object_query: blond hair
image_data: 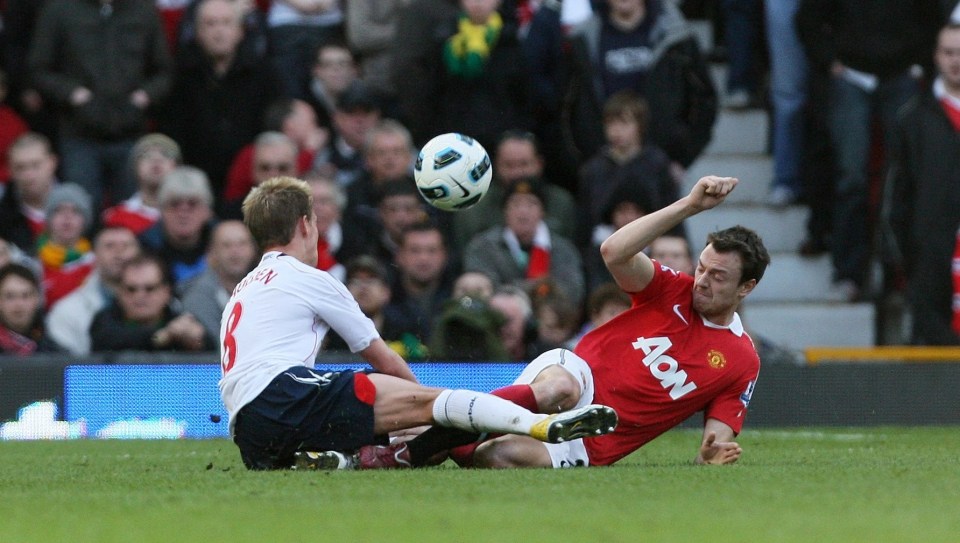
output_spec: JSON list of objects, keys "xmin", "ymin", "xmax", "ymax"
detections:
[{"xmin": 242, "ymin": 176, "xmax": 312, "ymax": 250}]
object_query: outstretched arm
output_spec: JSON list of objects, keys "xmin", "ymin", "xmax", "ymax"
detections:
[
  {"xmin": 695, "ymin": 418, "xmax": 742, "ymax": 465},
  {"xmin": 600, "ymin": 175, "xmax": 739, "ymax": 293}
]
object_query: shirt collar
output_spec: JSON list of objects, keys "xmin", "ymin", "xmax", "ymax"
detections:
[{"xmin": 701, "ymin": 311, "xmax": 744, "ymax": 337}]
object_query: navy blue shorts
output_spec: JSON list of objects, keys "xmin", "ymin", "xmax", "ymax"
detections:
[{"xmin": 233, "ymin": 366, "xmax": 384, "ymax": 470}]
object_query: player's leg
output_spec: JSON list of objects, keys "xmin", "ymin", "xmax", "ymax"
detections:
[
  {"xmin": 366, "ymin": 372, "xmax": 612, "ymax": 441},
  {"xmin": 472, "ymin": 434, "xmax": 591, "ymax": 468},
  {"xmin": 447, "ymin": 349, "xmax": 593, "ymax": 466},
  {"xmin": 514, "ymin": 348, "xmax": 593, "ymax": 413},
  {"xmin": 472, "ymin": 435, "xmax": 553, "ymax": 468},
  {"xmin": 377, "ymin": 349, "xmax": 587, "ymax": 467}
]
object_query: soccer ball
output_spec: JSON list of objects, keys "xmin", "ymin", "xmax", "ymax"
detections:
[{"xmin": 414, "ymin": 133, "xmax": 493, "ymax": 211}]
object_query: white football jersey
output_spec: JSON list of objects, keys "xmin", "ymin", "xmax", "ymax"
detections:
[{"xmin": 218, "ymin": 251, "xmax": 379, "ymax": 431}]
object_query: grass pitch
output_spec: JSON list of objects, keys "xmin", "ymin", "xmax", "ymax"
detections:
[{"xmin": 1, "ymin": 426, "xmax": 958, "ymax": 543}]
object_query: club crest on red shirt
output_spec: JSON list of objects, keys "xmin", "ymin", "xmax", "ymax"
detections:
[{"xmin": 708, "ymin": 350, "xmax": 726, "ymax": 369}]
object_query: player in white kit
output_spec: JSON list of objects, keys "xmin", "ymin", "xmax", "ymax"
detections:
[{"xmin": 218, "ymin": 176, "xmax": 617, "ymax": 469}]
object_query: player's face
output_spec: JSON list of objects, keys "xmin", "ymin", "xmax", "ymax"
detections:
[
  {"xmin": 935, "ymin": 28, "xmax": 960, "ymax": 90},
  {"xmin": 0, "ymin": 275, "xmax": 41, "ymax": 334},
  {"xmin": 692, "ymin": 244, "xmax": 753, "ymax": 323}
]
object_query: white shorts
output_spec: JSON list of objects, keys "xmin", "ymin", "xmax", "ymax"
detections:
[{"xmin": 513, "ymin": 348, "xmax": 596, "ymax": 468}]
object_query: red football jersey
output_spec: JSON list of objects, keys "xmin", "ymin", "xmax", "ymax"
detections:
[{"xmin": 577, "ymin": 262, "xmax": 760, "ymax": 466}]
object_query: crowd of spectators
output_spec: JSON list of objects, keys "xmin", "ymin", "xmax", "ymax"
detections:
[{"xmin": 1, "ymin": 0, "xmax": 959, "ymax": 358}]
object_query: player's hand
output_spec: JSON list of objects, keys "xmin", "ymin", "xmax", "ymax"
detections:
[
  {"xmin": 697, "ymin": 431, "xmax": 742, "ymax": 465},
  {"xmin": 689, "ymin": 176, "xmax": 738, "ymax": 212}
]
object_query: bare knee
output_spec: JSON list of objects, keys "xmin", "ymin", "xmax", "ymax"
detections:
[
  {"xmin": 473, "ymin": 436, "xmax": 551, "ymax": 468},
  {"xmin": 530, "ymin": 366, "xmax": 581, "ymax": 413}
]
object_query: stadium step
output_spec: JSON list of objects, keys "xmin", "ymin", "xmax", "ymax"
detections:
[{"xmin": 682, "ymin": 98, "xmax": 880, "ymax": 349}]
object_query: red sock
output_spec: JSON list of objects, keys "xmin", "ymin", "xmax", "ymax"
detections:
[{"xmin": 449, "ymin": 384, "xmax": 538, "ymax": 467}]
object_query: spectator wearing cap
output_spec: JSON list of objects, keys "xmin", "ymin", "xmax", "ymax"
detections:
[
  {"xmin": 160, "ymin": 0, "xmax": 283, "ymax": 200},
  {"xmin": 179, "ymin": 220, "xmax": 257, "ymax": 340},
  {"xmin": 138, "ymin": 166, "xmax": 216, "ymax": 287},
  {"xmin": 314, "ymin": 81, "xmax": 383, "ymax": 188},
  {"xmin": 463, "ymin": 177, "xmax": 585, "ymax": 306},
  {"xmin": 37, "ymin": 183, "xmax": 96, "ymax": 309},
  {"xmin": 101, "ymin": 133, "xmax": 182, "ymax": 235},
  {"xmin": 323, "ymin": 255, "xmax": 423, "ymax": 358}
]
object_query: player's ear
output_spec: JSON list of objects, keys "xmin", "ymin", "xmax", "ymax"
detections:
[{"xmin": 737, "ymin": 278, "xmax": 757, "ymax": 297}]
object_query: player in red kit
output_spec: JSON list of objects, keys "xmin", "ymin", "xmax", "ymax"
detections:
[
  {"xmin": 306, "ymin": 174, "xmax": 769, "ymax": 470},
  {"xmin": 449, "ymin": 175, "xmax": 770, "ymax": 468}
]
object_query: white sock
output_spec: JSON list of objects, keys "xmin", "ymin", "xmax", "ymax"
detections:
[{"xmin": 432, "ymin": 389, "xmax": 548, "ymax": 435}]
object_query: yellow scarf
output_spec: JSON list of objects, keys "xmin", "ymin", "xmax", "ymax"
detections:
[
  {"xmin": 444, "ymin": 11, "xmax": 503, "ymax": 79},
  {"xmin": 37, "ymin": 234, "xmax": 92, "ymax": 269}
]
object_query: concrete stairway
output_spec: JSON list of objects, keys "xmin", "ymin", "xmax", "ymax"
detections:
[{"xmin": 683, "ymin": 106, "xmax": 877, "ymax": 353}]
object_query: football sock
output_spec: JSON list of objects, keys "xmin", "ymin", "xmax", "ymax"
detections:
[
  {"xmin": 432, "ymin": 388, "xmax": 545, "ymax": 437},
  {"xmin": 406, "ymin": 385, "xmax": 538, "ymax": 466}
]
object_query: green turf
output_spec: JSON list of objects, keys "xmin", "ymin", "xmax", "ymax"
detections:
[{"xmin": 1, "ymin": 427, "xmax": 958, "ymax": 543}]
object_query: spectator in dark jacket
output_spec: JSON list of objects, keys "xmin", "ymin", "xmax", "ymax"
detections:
[
  {"xmin": 888, "ymin": 23, "xmax": 960, "ymax": 345},
  {"xmin": 393, "ymin": 0, "xmax": 534, "ymax": 151},
  {"xmin": 89, "ymin": 253, "xmax": 215, "ymax": 352},
  {"xmin": 562, "ymin": 0, "xmax": 716, "ymax": 170},
  {"xmin": 28, "ymin": 0, "xmax": 172, "ymax": 207},
  {"xmin": 160, "ymin": 0, "xmax": 282, "ymax": 204}
]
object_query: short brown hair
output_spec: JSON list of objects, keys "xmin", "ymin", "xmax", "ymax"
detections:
[
  {"xmin": 242, "ymin": 176, "xmax": 312, "ymax": 250},
  {"xmin": 706, "ymin": 225, "xmax": 770, "ymax": 284},
  {"xmin": 602, "ymin": 90, "xmax": 649, "ymax": 140}
]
